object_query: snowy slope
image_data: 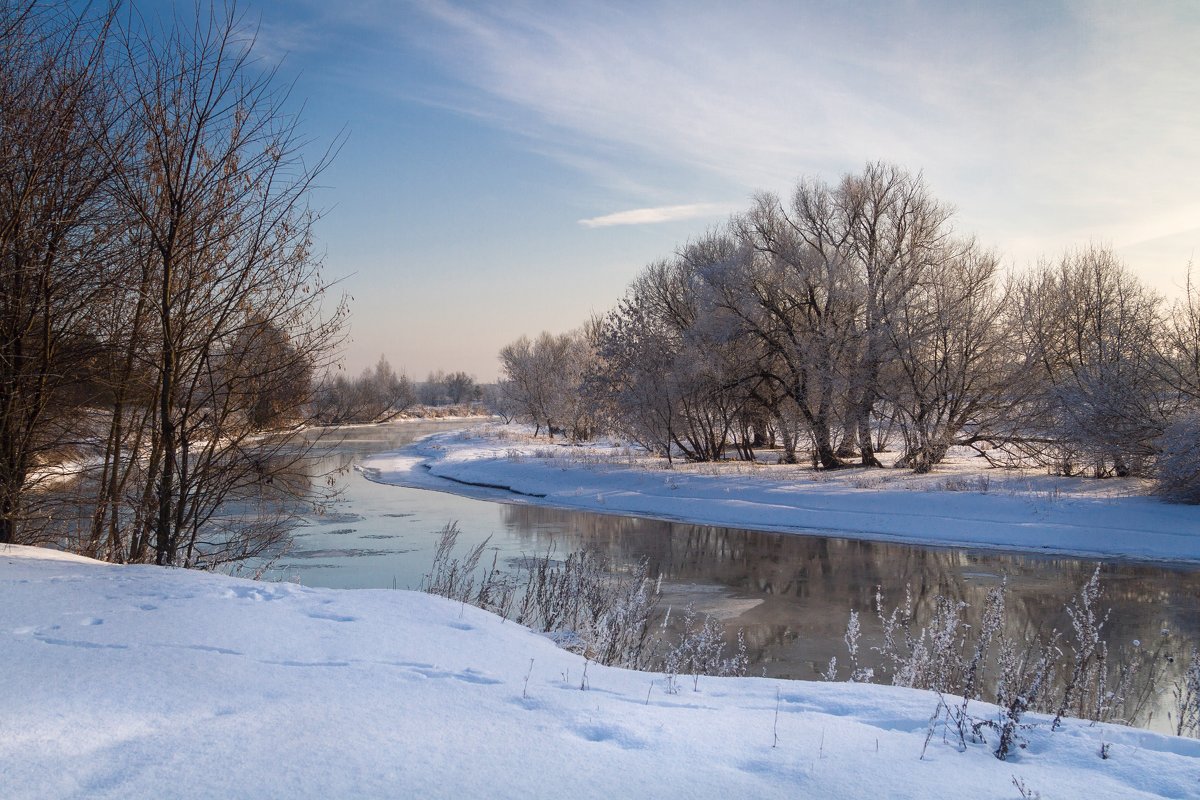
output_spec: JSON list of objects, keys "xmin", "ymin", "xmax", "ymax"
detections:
[
  {"xmin": 360, "ymin": 427, "xmax": 1200, "ymax": 564},
  {"xmin": 3, "ymin": 544, "xmax": 1197, "ymax": 799}
]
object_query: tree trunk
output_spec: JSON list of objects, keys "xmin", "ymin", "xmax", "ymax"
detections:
[
  {"xmin": 810, "ymin": 417, "xmax": 843, "ymax": 470},
  {"xmin": 154, "ymin": 251, "xmax": 177, "ymax": 566},
  {"xmin": 856, "ymin": 406, "xmax": 883, "ymax": 467}
]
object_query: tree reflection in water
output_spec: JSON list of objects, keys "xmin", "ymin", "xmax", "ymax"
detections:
[{"xmin": 500, "ymin": 504, "xmax": 1199, "ymax": 730}]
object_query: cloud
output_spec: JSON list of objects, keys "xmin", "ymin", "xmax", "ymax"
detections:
[
  {"xmin": 578, "ymin": 203, "xmax": 738, "ymax": 228},
  {"xmin": 400, "ymin": 3, "xmax": 1198, "ymax": 255},
  {"xmin": 280, "ymin": 0, "xmax": 1200, "ymax": 289},
  {"xmin": 398, "ymin": 3, "xmax": 1044, "ymax": 187},
  {"xmin": 242, "ymin": 16, "xmax": 324, "ymax": 66}
]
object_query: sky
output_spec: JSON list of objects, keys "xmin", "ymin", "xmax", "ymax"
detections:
[{"xmin": 212, "ymin": 0, "xmax": 1199, "ymax": 380}]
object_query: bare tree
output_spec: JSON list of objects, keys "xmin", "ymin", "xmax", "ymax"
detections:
[
  {"xmin": 1152, "ymin": 265, "xmax": 1200, "ymax": 501},
  {"xmin": 500, "ymin": 327, "xmax": 599, "ymax": 441},
  {"xmin": 1157, "ymin": 414, "xmax": 1200, "ymax": 503},
  {"xmin": 0, "ymin": 3, "xmax": 118, "ymax": 544},
  {"xmin": 1013, "ymin": 245, "xmax": 1168, "ymax": 477},
  {"xmin": 723, "ymin": 194, "xmax": 858, "ymax": 468},
  {"xmin": 444, "ymin": 371, "xmax": 479, "ymax": 405},
  {"xmin": 594, "ymin": 251, "xmax": 759, "ymax": 462},
  {"xmin": 510, "ymin": 165, "xmax": 1195, "ymax": 487},
  {"xmin": 418, "ymin": 371, "xmax": 448, "ymax": 406},
  {"xmin": 312, "ymin": 356, "xmax": 415, "ymax": 424},
  {"xmin": 837, "ymin": 163, "xmax": 953, "ymax": 466},
  {"xmin": 84, "ymin": 3, "xmax": 345, "ymax": 566},
  {"xmin": 593, "ymin": 262, "xmax": 690, "ymax": 461},
  {"xmin": 1160, "ymin": 265, "xmax": 1200, "ymax": 406},
  {"xmin": 885, "ymin": 239, "xmax": 1011, "ymax": 472},
  {"xmin": 597, "ymin": 166, "xmax": 963, "ymax": 469}
]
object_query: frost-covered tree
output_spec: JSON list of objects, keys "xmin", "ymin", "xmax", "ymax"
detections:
[
  {"xmin": 415, "ymin": 370, "xmax": 479, "ymax": 407},
  {"xmin": 1013, "ymin": 246, "xmax": 1169, "ymax": 476},
  {"xmin": 1160, "ymin": 267, "xmax": 1200, "ymax": 406},
  {"xmin": 1156, "ymin": 414, "xmax": 1200, "ymax": 503},
  {"xmin": 1153, "ymin": 271, "xmax": 1200, "ymax": 501},
  {"xmin": 444, "ymin": 371, "xmax": 480, "ymax": 405},
  {"xmin": 500, "ymin": 327, "xmax": 598, "ymax": 440},
  {"xmin": 594, "ymin": 252, "xmax": 755, "ymax": 462},
  {"xmin": 885, "ymin": 239, "xmax": 1012, "ymax": 472},
  {"xmin": 825, "ymin": 163, "xmax": 954, "ymax": 467},
  {"xmin": 721, "ymin": 193, "xmax": 859, "ymax": 468},
  {"xmin": 592, "ymin": 279, "xmax": 683, "ymax": 459},
  {"xmin": 506, "ymin": 167, "xmax": 1197, "ymax": 481},
  {"xmin": 312, "ymin": 356, "xmax": 415, "ymax": 424},
  {"xmin": 692, "ymin": 164, "xmax": 960, "ymax": 469}
]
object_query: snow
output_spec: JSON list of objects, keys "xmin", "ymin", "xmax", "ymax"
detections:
[
  {"xmin": 360, "ymin": 425, "xmax": 1200, "ymax": 564},
  {"xmin": 4, "ymin": 543, "xmax": 1198, "ymax": 799}
]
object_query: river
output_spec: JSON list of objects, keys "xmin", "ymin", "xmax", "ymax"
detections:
[{"xmin": 258, "ymin": 420, "xmax": 1200, "ymax": 732}]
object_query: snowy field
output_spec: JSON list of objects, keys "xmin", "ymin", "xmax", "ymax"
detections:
[
  {"xmin": 360, "ymin": 425, "xmax": 1200, "ymax": 564},
  {"xmin": 4, "ymin": 544, "xmax": 1198, "ymax": 799}
]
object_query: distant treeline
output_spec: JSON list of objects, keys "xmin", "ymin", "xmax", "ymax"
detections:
[
  {"xmin": 311, "ymin": 359, "xmax": 484, "ymax": 424},
  {"xmin": 495, "ymin": 163, "xmax": 1200, "ymax": 502}
]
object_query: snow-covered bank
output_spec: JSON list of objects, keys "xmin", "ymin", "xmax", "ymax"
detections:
[
  {"xmin": 4, "ymin": 544, "xmax": 1197, "ymax": 799},
  {"xmin": 361, "ymin": 426, "xmax": 1200, "ymax": 564}
]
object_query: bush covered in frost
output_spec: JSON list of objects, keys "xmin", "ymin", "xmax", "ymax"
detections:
[{"xmin": 1156, "ymin": 415, "xmax": 1200, "ymax": 504}]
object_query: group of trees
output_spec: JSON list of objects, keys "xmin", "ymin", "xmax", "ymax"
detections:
[
  {"xmin": 311, "ymin": 359, "xmax": 484, "ymax": 424},
  {"xmin": 498, "ymin": 163, "xmax": 1200, "ymax": 501},
  {"xmin": 496, "ymin": 328, "xmax": 598, "ymax": 439},
  {"xmin": 1, "ymin": 3, "xmax": 345, "ymax": 562},
  {"xmin": 418, "ymin": 370, "xmax": 482, "ymax": 407},
  {"xmin": 312, "ymin": 357, "xmax": 415, "ymax": 424}
]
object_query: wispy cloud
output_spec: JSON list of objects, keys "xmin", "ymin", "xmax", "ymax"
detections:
[
  {"xmin": 400, "ymin": 2, "xmax": 1038, "ymax": 186},
  {"xmin": 240, "ymin": 15, "xmax": 323, "ymax": 66},
  {"xmin": 388, "ymin": 1, "xmax": 1200, "ymax": 283},
  {"xmin": 578, "ymin": 203, "xmax": 737, "ymax": 228}
]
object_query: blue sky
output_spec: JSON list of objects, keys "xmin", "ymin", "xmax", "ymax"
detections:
[{"xmin": 222, "ymin": 1, "xmax": 1198, "ymax": 379}]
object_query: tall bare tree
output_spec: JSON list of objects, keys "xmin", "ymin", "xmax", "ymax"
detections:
[
  {"xmin": 837, "ymin": 163, "xmax": 952, "ymax": 466},
  {"xmin": 86, "ymin": 3, "xmax": 345, "ymax": 566},
  {"xmin": 720, "ymin": 192, "xmax": 859, "ymax": 468},
  {"xmin": 1013, "ymin": 245, "xmax": 1167, "ymax": 477},
  {"xmin": 884, "ymin": 239, "xmax": 1010, "ymax": 472},
  {"xmin": 0, "ymin": 3, "xmax": 118, "ymax": 544}
]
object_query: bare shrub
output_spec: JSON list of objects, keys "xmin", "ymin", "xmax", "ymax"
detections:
[
  {"xmin": 843, "ymin": 610, "xmax": 873, "ymax": 682},
  {"xmin": 422, "ymin": 524, "xmax": 659, "ymax": 668},
  {"xmin": 419, "ymin": 522, "xmax": 754, "ymax": 681},
  {"xmin": 941, "ymin": 475, "xmax": 992, "ymax": 493},
  {"xmin": 859, "ymin": 570, "xmax": 1162, "ymax": 759},
  {"xmin": 1053, "ymin": 566, "xmax": 1130, "ymax": 728},
  {"xmin": 423, "ymin": 523, "xmax": 485, "ymax": 599},
  {"xmin": 1011, "ymin": 775, "xmax": 1041, "ymax": 800},
  {"xmin": 990, "ymin": 640, "xmax": 1056, "ymax": 759},
  {"xmin": 514, "ymin": 547, "xmax": 659, "ymax": 668},
  {"xmin": 660, "ymin": 604, "xmax": 749, "ymax": 692},
  {"xmin": 1173, "ymin": 648, "xmax": 1200, "ymax": 737},
  {"xmin": 873, "ymin": 587, "xmax": 972, "ymax": 692}
]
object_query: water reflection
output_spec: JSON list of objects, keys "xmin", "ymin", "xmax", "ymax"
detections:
[
  {"xmin": 497, "ymin": 505, "xmax": 1197, "ymax": 687},
  {"xmin": 260, "ymin": 421, "xmax": 1200, "ymax": 732}
]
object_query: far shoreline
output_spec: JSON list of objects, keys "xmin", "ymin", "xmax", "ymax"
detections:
[{"xmin": 360, "ymin": 424, "xmax": 1200, "ymax": 567}]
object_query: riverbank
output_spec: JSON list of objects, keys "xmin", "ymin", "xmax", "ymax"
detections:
[
  {"xmin": 360, "ymin": 425, "xmax": 1200, "ymax": 564},
  {"xmin": 4, "ymin": 543, "xmax": 1196, "ymax": 799}
]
